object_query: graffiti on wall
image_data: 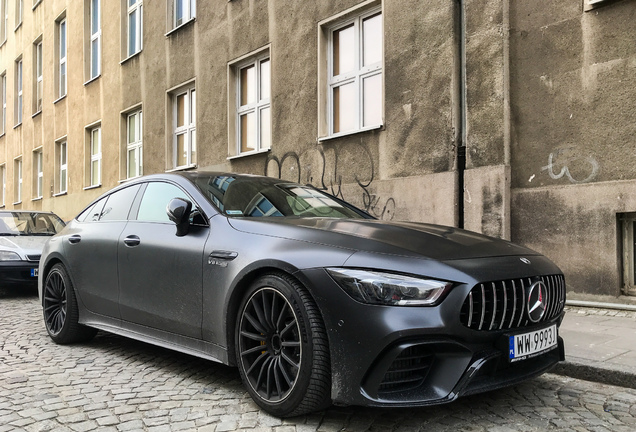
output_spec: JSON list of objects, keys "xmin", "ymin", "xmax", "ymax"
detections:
[
  {"xmin": 264, "ymin": 143, "xmax": 396, "ymax": 220},
  {"xmin": 541, "ymin": 148, "xmax": 599, "ymax": 184}
]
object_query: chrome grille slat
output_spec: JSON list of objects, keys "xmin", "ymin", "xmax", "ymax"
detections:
[
  {"xmin": 508, "ymin": 280, "xmax": 517, "ymax": 328},
  {"xmin": 489, "ymin": 282, "xmax": 497, "ymax": 330},
  {"xmin": 479, "ymin": 284, "xmax": 486, "ymax": 330},
  {"xmin": 460, "ymin": 274, "xmax": 566, "ymax": 332},
  {"xmin": 467, "ymin": 291, "xmax": 474, "ymax": 328},
  {"xmin": 499, "ymin": 281, "xmax": 507, "ymax": 330}
]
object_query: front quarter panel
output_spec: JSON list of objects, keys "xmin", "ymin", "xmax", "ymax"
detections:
[{"xmin": 200, "ymin": 216, "xmax": 356, "ymax": 351}]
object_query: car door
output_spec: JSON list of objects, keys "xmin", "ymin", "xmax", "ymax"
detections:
[
  {"xmin": 63, "ymin": 184, "xmax": 141, "ymax": 317},
  {"xmin": 117, "ymin": 181, "xmax": 208, "ymax": 339}
]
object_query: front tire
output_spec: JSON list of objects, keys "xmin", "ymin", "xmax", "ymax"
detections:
[
  {"xmin": 236, "ymin": 273, "xmax": 331, "ymax": 417},
  {"xmin": 43, "ymin": 263, "xmax": 97, "ymax": 344}
]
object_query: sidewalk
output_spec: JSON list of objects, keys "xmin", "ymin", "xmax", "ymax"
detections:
[{"xmin": 553, "ymin": 305, "xmax": 636, "ymax": 389}]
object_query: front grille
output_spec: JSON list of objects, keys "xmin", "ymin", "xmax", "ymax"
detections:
[
  {"xmin": 377, "ymin": 346, "xmax": 434, "ymax": 396},
  {"xmin": 460, "ymin": 275, "xmax": 565, "ymax": 331},
  {"xmin": 26, "ymin": 254, "xmax": 41, "ymax": 262}
]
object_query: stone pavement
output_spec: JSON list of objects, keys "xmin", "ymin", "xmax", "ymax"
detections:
[
  {"xmin": 555, "ymin": 305, "xmax": 636, "ymax": 390},
  {"xmin": 1, "ymin": 291, "xmax": 636, "ymax": 431}
]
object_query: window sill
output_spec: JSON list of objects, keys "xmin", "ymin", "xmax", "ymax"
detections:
[
  {"xmin": 32, "ymin": 0, "xmax": 43, "ymax": 10},
  {"xmin": 0, "ymin": 40, "xmax": 6, "ymax": 49},
  {"xmin": 0, "ymin": 133, "xmax": 5, "ymax": 138},
  {"xmin": 84, "ymin": 74, "xmax": 101, "ymax": 86},
  {"xmin": 12, "ymin": 201, "xmax": 22, "ymax": 205},
  {"xmin": 165, "ymin": 18, "xmax": 196, "ymax": 37},
  {"xmin": 13, "ymin": 122, "xmax": 22, "ymax": 129},
  {"xmin": 227, "ymin": 148, "xmax": 271, "ymax": 161},
  {"xmin": 32, "ymin": 110, "xmax": 42, "ymax": 119},
  {"xmin": 318, "ymin": 124, "xmax": 384, "ymax": 142},
  {"xmin": 53, "ymin": 191, "xmax": 67, "ymax": 197},
  {"xmin": 14, "ymin": 22, "xmax": 22, "ymax": 32},
  {"xmin": 166, "ymin": 164, "xmax": 197, "ymax": 173},
  {"xmin": 83, "ymin": 184, "xmax": 101, "ymax": 191},
  {"xmin": 31, "ymin": 197, "xmax": 42, "ymax": 202},
  {"xmin": 53, "ymin": 94, "xmax": 67, "ymax": 104},
  {"xmin": 120, "ymin": 50, "xmax": 142, "ymax": 65}
]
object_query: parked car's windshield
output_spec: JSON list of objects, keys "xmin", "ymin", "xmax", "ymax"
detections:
[
  {"xmin": 193, "ymin": 174, "xmax": 368, "ymax": 219},
  {"xmin": 0, "ymin": 212, "xmax": 66, "ymax": 236}
]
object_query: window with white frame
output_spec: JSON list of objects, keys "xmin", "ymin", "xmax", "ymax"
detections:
[
  {"xmin": 323, "ymin": 7, "xmax": 383, "ymax": 137},
  {"xmin": 33, "ymin": 149, "xmax": 43, "ymax": 198},
  {"xmin": 170, "ymin": 0, "xmax": 195, "ymax": 30},
  {"xmin": 171, "ymin": 85, "xmax": 196, "ymax": 169},
  {"xmin": 14, "ymin": 157, "xmax": 22, "ymax": 203},
  {"xmin": 1, "ymin": 0, "xmax": 7, "ymax": 43},
  {"xmin": 0, "ymin": 164, "xmax": 5, "ymax": 206},
  {"xmin": 15, "ymin": 0, "xmax": 22, "ymax": 29},
  {"xmin": 126, "ymin": 110, "xmax": 142, "ymax": 178},
  {"xmin": 234, "ymin": 53, "xmax": 271, "ymax": 155},
  {"xmin": 34, "ymin": 38, "xmax": 43, "ymax": 113},
  {"xmin": 15, "ymin": 57, "xmax": 22, "ymax": 125},
  {"xmin": 1, "ymin": 72, "xmax": 5, "ymax": 135},
  {"xmin": 89, "ymin": 126, "xmax": 101, "ymax": 186},
  {"xmin": 56, "ymin": 16, "xmax": 67, "ymax": 98},
  {"xmin": 56, "ymin": 140, "xmax": 67, "ymax": 194},
  {"xmin": 126, "ymin": 0, "xmax": 142, "ymax": 57},
  {"xmin": 90, "ymin": 0, "xmax": 101, "ymax": 79}
]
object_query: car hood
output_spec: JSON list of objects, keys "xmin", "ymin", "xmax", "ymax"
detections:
[
  {"xmin": 0, "ymin": 235, "xmax": 49, "ymax": 255},
  {"xmin": 227, "ymin": 217, "xmax": 539, "ymax": 261}
]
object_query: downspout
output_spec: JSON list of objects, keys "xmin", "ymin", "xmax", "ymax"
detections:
[{"xmin": 456, "ymin": 0, "xmax": 467, "ymax": 229}]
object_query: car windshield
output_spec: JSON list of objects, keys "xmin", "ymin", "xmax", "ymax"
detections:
[
  {"xmin": 0, "ymin": 212, "xmax": 66, "ymax": 236},
  {"xmin": 193, "ymin": 174, "xmax": 369, "ymax": 219}
]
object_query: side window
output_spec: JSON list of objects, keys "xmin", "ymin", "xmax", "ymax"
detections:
[
  {"xmin": 77, "ymin": 197, "xmax": 107, "ymax": 222},
  {"xmin": 137, "ymin": 182, "xmax": 188, "ymax": 222},
  {"xmin": 100, "ymin": 184, "xmax": 141, "ymax": 221}
]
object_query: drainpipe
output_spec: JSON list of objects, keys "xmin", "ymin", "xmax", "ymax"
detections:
[{"xmin": 456, "ymin": 0, "xmax": 467, "ymax": 229}]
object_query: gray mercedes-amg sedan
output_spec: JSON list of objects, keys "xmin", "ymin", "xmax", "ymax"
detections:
[{"xmin": 39, "ymin": 171, "xmax": 566, "ymax": 417}]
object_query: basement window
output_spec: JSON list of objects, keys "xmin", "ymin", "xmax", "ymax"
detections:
[{"xmin": 620, "ymin": 213, "xmax": 636, "ymax": 296}]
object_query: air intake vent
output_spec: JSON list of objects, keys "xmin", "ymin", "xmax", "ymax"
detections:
[
  {"xmin": 377, "ymin": 346, "xmax": 434, "ymax": 396},
  {"xmin": 26, "ymin": 254, "xmax": 41, "ymax": 262},
  {"xmin": 460, "ymin": 275, "xmax": 565, "ymax": 331}
]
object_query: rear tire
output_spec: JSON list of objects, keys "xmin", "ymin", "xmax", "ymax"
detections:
[
  {"xmin": 43, "ymin": 263, "xmax": 97, "ymax": 344},
  {"xmin": 235, "ymin": 273, "xmax": 331, "ymax": 417}
]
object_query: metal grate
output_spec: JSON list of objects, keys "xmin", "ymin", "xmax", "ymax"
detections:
[
  {"xmin": 460, "ymin": 275, "xmax": 566, "ymax": 331},
  {"xmin": 378, "ymin": 346, "xmax": 434, "ymax": 396},
  {"xmin": 26, "ymin": 254, "xmax": 41, "ymax": 262}
]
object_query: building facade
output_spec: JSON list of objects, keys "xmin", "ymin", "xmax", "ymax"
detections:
[{"xmin": 0, "ymin": 0, "xmax": 634, "ymax": 299}]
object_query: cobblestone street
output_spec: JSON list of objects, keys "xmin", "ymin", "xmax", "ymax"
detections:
[{"xmin": 1, "ymin": 289, "xmax": 635, "ymax": 432}]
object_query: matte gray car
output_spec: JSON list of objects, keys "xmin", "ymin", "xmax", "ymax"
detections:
[{"xmin": 39, "ymin": 172, "xmax": 566, "ymax": 417}]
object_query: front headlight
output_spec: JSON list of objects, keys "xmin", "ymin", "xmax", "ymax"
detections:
[
  {"xmin": 0, "ymin": 251, "xmax": 22, "ymax": 261},
  {"xmin": 326, "ymin": 268, "xmax": 452, "ymax": 306}
]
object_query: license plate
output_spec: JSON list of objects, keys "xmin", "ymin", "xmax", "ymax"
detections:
[
  {"xmin": 31, "ymin": 268, "xmax": 39, "ymax": 277},
  {"xmin": 508, "ymin": 324, "xmax": 557, "ymax": 362}
]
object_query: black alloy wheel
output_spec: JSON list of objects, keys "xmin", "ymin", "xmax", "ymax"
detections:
[
  {"xmin": 236, "ymin": 273, "xmax": 331, "ymax": 417},
  {"xmin": 43, "ymin": 263, "xmax": 97, "ymax": 344}
]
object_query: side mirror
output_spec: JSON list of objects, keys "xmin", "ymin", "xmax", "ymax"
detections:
[{"xmin": 166, "ymin": 198, "xmax": 193, "ymax": 237}]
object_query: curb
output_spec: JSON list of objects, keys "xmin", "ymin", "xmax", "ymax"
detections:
[{"xmin": 552, "ymin": 357, "xmax": 636, "ymax": 390}]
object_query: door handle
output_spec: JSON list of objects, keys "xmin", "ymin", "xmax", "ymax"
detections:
[
  {"xmin": 123, "ymin": 235, "xmax": 141, "ymax": 247},
  {"xmin": 68, "ymin": 235, "xmax": 81, "ymax": 244}
]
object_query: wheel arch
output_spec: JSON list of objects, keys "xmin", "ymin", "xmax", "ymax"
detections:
[{"xmin": 224, "ymin": 261, "xmax": 325, "ymax": 367}]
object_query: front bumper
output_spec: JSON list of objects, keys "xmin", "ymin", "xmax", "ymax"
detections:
[
  {"xmin": 0, "ymin": 261, "xmax": 39, "ymax": 288},
  {"xmin": 298, "ymin": 264, "xmax": 565, "ymax": 408}
]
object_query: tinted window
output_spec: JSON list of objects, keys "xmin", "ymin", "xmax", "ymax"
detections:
[
  {"xmin": 137, "ymin": 182, "xmax": 189, "ymax": 222},
  {"xmin": 100, "ymin": 185, "xmax": 141, "ymax": 221}
]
